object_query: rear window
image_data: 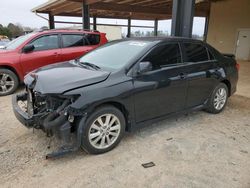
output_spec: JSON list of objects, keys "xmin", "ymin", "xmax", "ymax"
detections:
[
  {"xmin": 85, "ymin": 34, "xmax": 100, "ymax": 45},
  {"xmin": 62, "ymin": 34, "xmax": 100, "ymax": 47},
  {"xmin": 183, "ymin": 43, "xmax": 209, "ymax": 62},
  {"xmin": 62, "ymin": 34, "xmax": 87, "ymax": 48}
]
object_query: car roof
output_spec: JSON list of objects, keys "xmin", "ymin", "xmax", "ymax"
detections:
[
  {"xmin": 36, "ymin": 29, "xmax": 102, "ymax": 35},
  {"xmin": 121, "ymin": 36, "xmax": 204, "ymax": 43}
]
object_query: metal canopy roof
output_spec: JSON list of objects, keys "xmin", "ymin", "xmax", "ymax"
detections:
[{"xmin": 32, "ymin": 0, "xmax": 215, "ymax": 20}]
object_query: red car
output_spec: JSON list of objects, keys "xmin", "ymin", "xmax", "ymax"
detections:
[{"xmin": 0, "ymin": 29, "xmax": 108, "ymax": 96}]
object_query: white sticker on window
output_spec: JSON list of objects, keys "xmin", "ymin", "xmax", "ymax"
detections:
[{"xmin": 129, "ymin": 42, "xmax": 147, "ymax": 47}]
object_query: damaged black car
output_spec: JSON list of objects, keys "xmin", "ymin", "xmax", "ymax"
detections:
[{"xmin": 12, "ymin": 38, "xmax": 238, "ymax": 158}]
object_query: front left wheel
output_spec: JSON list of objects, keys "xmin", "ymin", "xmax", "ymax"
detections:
[{"xmin": 80, "ymin": 105, "xmax": 126, "ymax": 154}]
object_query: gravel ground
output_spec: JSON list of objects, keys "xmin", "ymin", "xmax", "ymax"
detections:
[{"xmin": 0, "ymin": 62, "xmax": 249, "ymax": 188}]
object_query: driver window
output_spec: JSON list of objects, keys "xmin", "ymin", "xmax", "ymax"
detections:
[
  {"xmin": 30, "ymin": 35, "xmax": 59, "ymax": 51},
  {"xmin": 142, "ymin": 43, "xmax": 182, "ymax": 70}
]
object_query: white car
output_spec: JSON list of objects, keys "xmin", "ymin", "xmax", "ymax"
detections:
[{"xmin": 0, "ymin": 39, "xmax": 10, "ymax": 49}]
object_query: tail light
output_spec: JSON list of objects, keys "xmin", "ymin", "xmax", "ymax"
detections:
[{"xmin": 236, "ymin": 62, "xmax": 240, "ymax": 71}]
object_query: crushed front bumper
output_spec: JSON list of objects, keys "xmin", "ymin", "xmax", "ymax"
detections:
[
  {"xmin": 12, "ymin": 92, "xmax": 86, "ymax": 159},
  {"xmin": 12, "ymin": 93, "xmax": 35, "ymax": 128}
]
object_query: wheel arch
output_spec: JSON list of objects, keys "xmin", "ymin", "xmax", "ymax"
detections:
[
  {"xmin": 90, "ymin": 101, "xmax": 131, "ymax": 132},
  {"xmin": 0, "ymin": 65, "xmax": 22, "ymax": 82},
  {"xmin": 221, "ymin": 79, "xmax": 231, "ymax": 96}
]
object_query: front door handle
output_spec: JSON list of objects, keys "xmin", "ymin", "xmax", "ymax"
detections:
[{"xmin": 179, "ymin": 73, "xmax": 187, "ymax": 80}]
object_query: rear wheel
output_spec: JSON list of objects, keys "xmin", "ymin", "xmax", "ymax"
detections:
[
  {"xmin": 205, "ymin": 83, "xmax": 228, "ymax": 114},
  {"xmin": 0, "ymin": 68, "xmax": 19, "ymax": 96},
  {"xmin": 80, "ymin": 105, "xmax": 126, "ymax": 154}
]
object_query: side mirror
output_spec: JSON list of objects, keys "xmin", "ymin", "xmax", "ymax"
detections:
[
  {"xmin": 138, "ymin": 61, "xmax": 152, "ymax": 74},
  {"xmin": 23, "ymin": 44, "xmax": 35, "ymax": 53}
]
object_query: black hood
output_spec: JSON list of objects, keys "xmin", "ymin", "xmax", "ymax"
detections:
[{"xmin": 24, "ymin": 61, "xmax": 110, "ymax": 94}]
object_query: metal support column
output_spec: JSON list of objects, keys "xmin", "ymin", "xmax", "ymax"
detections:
[
  {"xmin": 203, "ymin": 16, "xmax": 209, "ymax": 41},
  {"xmin": 48, "ymin": 13, "xmax": 55, "ymax": 29},
  {"xmin": 127, "ymin": 18, "xmax": 131, "ymax": 38},
  {"xmin": 82, "ymin": 0, "xmax": 90, "ymax": 30},
  {"xmin": 154, "ymin": 19, "xmax": 158, "ymax": 36},
  {"xmin": 93, "ymin": 16, "xmax": 97, "ymax": 31},
  {"xmin": 171, "ymin": 0, "xmax": 195, "ymax": 38},
  {"xmin": 203, "ymin": 1, "xmax": 211, "ymax": 41}
]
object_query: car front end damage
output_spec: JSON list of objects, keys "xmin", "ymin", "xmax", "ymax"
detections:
[
  {"xmin": 12, "ymin": 62, "xmax": 111, "ymax": 158},
  {"xmin": 12, "ymin": 87, "xmax": 86, "ymax": 158}
]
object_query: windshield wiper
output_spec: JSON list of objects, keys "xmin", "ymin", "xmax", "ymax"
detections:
[{"xmin": 79, "ymin": 61, "xmax": 100, "ymax": 70}]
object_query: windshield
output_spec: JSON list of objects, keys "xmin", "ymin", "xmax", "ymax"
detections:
[
  {"xmin": 5, "ymin": 33, "xmax": 37, "ymax": 50},
  {"xmin": 79, "ymin": 40, "xmax": 155, "ymax": 70}
]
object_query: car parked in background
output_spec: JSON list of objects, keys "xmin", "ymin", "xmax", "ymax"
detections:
[
  {"xmin": 0, "ymin": 38, "xmax": 10, "ymax": 49},
  {"xmin": 0, "ymin": 29, "xmax": 108, "ymax": 96},
  {"xmin": 13, "ymin": 37, "xmax": 239, "ymax": 157}
]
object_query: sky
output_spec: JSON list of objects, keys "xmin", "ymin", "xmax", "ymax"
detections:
[{"xmin": 0, "ymin": 0, "xmax": 205, "ymax": 36}]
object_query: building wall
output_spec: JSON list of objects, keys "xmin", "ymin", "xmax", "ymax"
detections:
[
  {"xmin": 96, "ymin": 25, "xmax": 122, "ymax": 41},
  {"xmin": 64, "ymin": 25, "xmax": 122, "ymax": 41},
  {"xmin": 207, "ymin": 0, "xmax": 250, "ymax": 54}
]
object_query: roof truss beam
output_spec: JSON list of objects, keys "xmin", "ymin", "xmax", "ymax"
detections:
[
  {"xmin": 68, "ymin": 0, "xmax": 102, "ymax": 5},
  {"xmin": 89, "ymin": 2, "xmax": 171, "ymax": 15}
]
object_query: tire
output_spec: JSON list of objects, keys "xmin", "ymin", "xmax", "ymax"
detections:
[
  {"xmin": 80, "ymin": 105, "xmax": 126, "ymax": 154},
  {"xmin": 0, "ymin": 68, "xmax": 19, "ymax": 96},
  {"xmin": 205, "ymin": 83, "xmax": 229, "ymax": 114}
]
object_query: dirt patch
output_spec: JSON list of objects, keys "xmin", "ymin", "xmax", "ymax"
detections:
[{"xmin": 0, "ymin": 94, "xmax": 249, "ymax": 188}]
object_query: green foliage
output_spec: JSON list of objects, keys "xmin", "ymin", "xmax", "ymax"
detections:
[
  {"xmin": 7, "ymin": 23, "xmax": 24, "ymax": 38},
  {"xmin": 40, "ymin": 26, "xmax": 49, "ymax": 30},
  {"xmin": 0, "ymin": 23, "xmax": 25, "ymax": 39},
  {"xmin": 0, "ymin": 27, "xmax": 12, "ymax": 38},
  {"xmin": 130, "ymin": 30, "xmax": 170, "ymax": 37}
]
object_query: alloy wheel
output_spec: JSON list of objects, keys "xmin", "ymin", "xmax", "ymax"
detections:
[
  {"xmin": 88, "ymin": 114, "xmax": 121, "ymax": 149},
  {"xmin": 0, "ymin": 73, "xmax": 15, "ymax": 95},
  {"xmin": 214, "ymin": 88, "xmax": 227, "ymax": 110}
]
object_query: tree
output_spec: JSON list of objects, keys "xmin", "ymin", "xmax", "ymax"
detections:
[
  {"xmin": 158, "ymin": 30, "xmax": 169, "ymax": 37},
  {"xmin": 23, "ymin": 26, "xmax": 32, "ymax": 31},
  {"xmin": 0, "ymin": 27, "xmax": 12, "ymax": 38},
  {"xmin": 7, "ymin": 23, "xmax": 23, "ymax": 38},
  {"xmin": 40, "ymin": 26, "xmax": 49, "ymax": 30}
]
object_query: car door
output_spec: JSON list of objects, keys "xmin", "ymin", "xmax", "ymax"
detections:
[
  {"xmin": 182, "ymin": 42, "xmax": 219, "ymax": 108},
  {"xmin": 132, "ymin": 43, "xmax": 188, "ymax": 123},
  {"xmin": 60, "ymin": 33, "xmax": 99, "ymax": 61},
  {"xmin": 20, "ymin": 34, "xmax": 61, "ymax": 75}
]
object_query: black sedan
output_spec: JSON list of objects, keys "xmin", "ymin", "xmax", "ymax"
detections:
[{"xmin": 13, "ymin": 37, "xmax": 239, "ymax": 157}]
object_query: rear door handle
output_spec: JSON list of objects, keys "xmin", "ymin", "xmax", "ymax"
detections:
[{"xmin": 179, "ymin": 73, "xmax": 187, "ymax": 80}]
